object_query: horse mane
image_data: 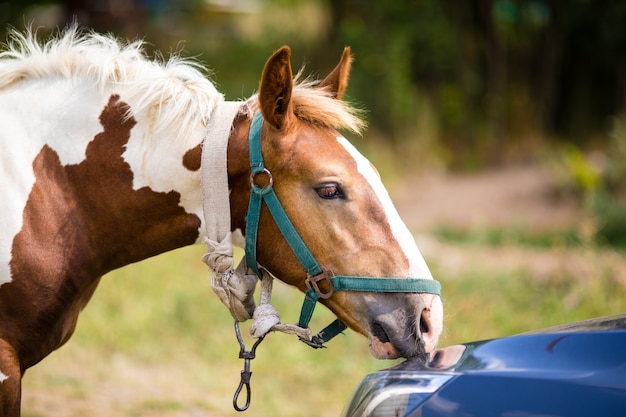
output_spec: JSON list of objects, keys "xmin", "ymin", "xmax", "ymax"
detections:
[{"xmin": 0, "ymin": 25, "xmax": 365, "ymax": 138}]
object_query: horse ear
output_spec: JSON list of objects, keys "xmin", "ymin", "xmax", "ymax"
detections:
[
  {"xmin": 258, "ymin": 46, "xmax": 294, "ymax": 130},
  {"xmin": 317, "ymin": 46, "xmax": 352, "ymax": 100}
]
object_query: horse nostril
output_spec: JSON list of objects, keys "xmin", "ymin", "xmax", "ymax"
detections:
[
  {"xmin": 419, "ymin": 307, "xmax": 439, "ymax": 353},
  {"xmin": 419, "ymin": 311, "xmax": 430, "ymax": 335}
]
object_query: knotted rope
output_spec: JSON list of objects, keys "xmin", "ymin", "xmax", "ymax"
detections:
[{"xmin": 249, "ymin": 268, "xmax": 312, "ymax": 341}]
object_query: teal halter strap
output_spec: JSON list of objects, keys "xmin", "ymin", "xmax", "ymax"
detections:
[
  {"xmin": 245, "ymin": 112, "xmax": 323, "ymax": 279},
  {"xmin": 244, "ymin": 111, "xmax": 441, "ymax": 348}
]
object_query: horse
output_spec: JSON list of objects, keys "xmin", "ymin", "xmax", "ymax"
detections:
[{"xmin": 0, "ymin": 26, "xmax": 443, "ymax": 415}]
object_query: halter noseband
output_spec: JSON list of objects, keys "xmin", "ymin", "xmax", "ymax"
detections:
[{"xmin": 244, "ymin": 111, "xmax": 442, "ymax": 348}]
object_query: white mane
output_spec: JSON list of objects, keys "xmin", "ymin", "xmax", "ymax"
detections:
[{"xmin": 0, "ymin": 25, "xmax": 224, "ymax": 138}]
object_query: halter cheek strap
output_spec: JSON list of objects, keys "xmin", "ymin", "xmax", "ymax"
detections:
[{"xmin": 245, "ymin": 110, "xmax": 442, "ymax": 348}]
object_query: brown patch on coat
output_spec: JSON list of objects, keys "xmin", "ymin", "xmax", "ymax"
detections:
[
  {"xmin": 182, "ymin": 144, "xmax": 202, "ymax": 171},
  {"xmin": 1, "ymin": 94, "xmax": 200, "ymax": 369}
]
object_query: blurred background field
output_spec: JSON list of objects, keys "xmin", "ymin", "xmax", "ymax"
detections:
[
  {"xmin": 5, "ymin": 0, "xmax": 626, "ymax": 416},
  {"xmin": 21, "ymin": 171, "xmax": 626, "ymax": 417}
]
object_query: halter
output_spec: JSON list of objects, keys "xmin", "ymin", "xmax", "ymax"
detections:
[{"xmin": 244, "ymin": 110, "xmax": 442, "ymax": 348}]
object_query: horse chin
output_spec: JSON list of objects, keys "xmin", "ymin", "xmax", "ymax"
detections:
[
  {"xmin": 368, "ymin": 322, "xmax": 427, "ymax": 360},
  {"xmin": 369, "ymin": 337, "xmax": 401, "ymax": 359},
  {"xmin": 369, "ymin": 335, "xmax": 427, "ymax": 360}
]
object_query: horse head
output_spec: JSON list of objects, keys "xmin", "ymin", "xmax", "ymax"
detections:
[{"xmin": 227, "ymin": 47, "xmax": 443, "ymax": 359}]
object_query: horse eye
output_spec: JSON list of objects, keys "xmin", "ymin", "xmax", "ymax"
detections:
[{"xmin": 315, "ymin": 183, "xmax": 345, "ymax": 200}]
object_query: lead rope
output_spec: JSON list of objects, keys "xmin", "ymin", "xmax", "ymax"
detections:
[
  {"xmin": 249, "ymin": 267, "xmax": 312, "ymax": 340},
  {"xmin": 231, "ymin": 268, "xmax": 311, "ymax": 412},
  {"xmin": 231, "ymin": 270, "xmax": 313, "ymax": 411},
  {"xmin": 201, "ymin": 100, "xmax": 257, "ymax": 322}
]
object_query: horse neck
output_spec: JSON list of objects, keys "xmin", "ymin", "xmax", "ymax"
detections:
[
  {"xmin": 225, "ymin": 112, "xmax": 254, "ymax": 239},
  {"xmin": 85, "ymin": 92, "xmax": 209, "ymax": 272},
  {"xmin": 3, "ymin": 81, "xmax": 209, "ymax": 285}
]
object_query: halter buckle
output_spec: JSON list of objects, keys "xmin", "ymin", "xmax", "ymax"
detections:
[{"xmin": 305, "ymin": 267, "xmax": 334, "ymax": 299}]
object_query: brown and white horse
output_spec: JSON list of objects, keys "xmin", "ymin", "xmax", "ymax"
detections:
[{"xmin": 0, "ymin": 27, "xmax": 443, "ymax": 415}]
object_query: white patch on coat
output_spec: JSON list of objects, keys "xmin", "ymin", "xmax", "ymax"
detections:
[
  {"xmin": 122, "ymin": 106, "xmax": 208, "ymax": 217},
  {"xmin": 0, "ymin": 370, "xmax": 8, "ymax": 383},
  {"xmin": 337, "ymin": 136, "xmax": 434, "ymax": 280}
]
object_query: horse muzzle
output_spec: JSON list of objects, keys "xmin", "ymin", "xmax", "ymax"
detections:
[{"xmin": 368, "ymin": 292, "xmax": 443, "ymax": 359}]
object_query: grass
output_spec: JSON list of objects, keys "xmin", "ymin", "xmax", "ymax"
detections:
[
  {"xmin": 434, "ymin": 224, "xmax": 583, "ymax": 249},
  {"xmin": 437, "ymin": 259, "xmax": 626, "ymax": 345},
  {"xmin": 21, "ymin": 237, "xmax": 626, "ymax": 417},
  {"xmin": 21, "ymin": 246, "xmax": 383, "ymax": 417}
]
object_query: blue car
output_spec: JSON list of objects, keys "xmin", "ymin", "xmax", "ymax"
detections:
[{"xmin": 341, "ymin": 314, "xmax": 626, "ymax": 417}]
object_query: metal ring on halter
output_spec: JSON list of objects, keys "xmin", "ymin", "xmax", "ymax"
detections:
[{"xmin": 249, "ymin": 168, "xmax": 273, "ymax": 191}]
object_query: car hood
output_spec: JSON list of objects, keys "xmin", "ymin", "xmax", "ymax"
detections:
[
  {"xmin": 342, "ymin": 313, "xmax": 626, "ymax": 417},
  {"xmin": 393, "ymin": 312, "xmax": 626, "ymax": 378}
]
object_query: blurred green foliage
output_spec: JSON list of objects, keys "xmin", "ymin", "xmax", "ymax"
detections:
[
  {"xmin": 4, "ymin": 0, "xmax": 626, "ymax": 169},
  {"xmin": 5, "ymin": 0, "xmax": 626, "ymax": 243},
  {"xmin": 536, "ymin": 117, "xmax": 626, "ymax": 248}
]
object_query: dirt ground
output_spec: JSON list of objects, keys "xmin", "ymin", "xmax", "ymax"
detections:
[
  {"xmin": 392, "ymin": 163, "xmax": 626, "ymax": 282},
  {"xmin": 393, "ymin": 163, "xmax": 582, "ymax": 233}
]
